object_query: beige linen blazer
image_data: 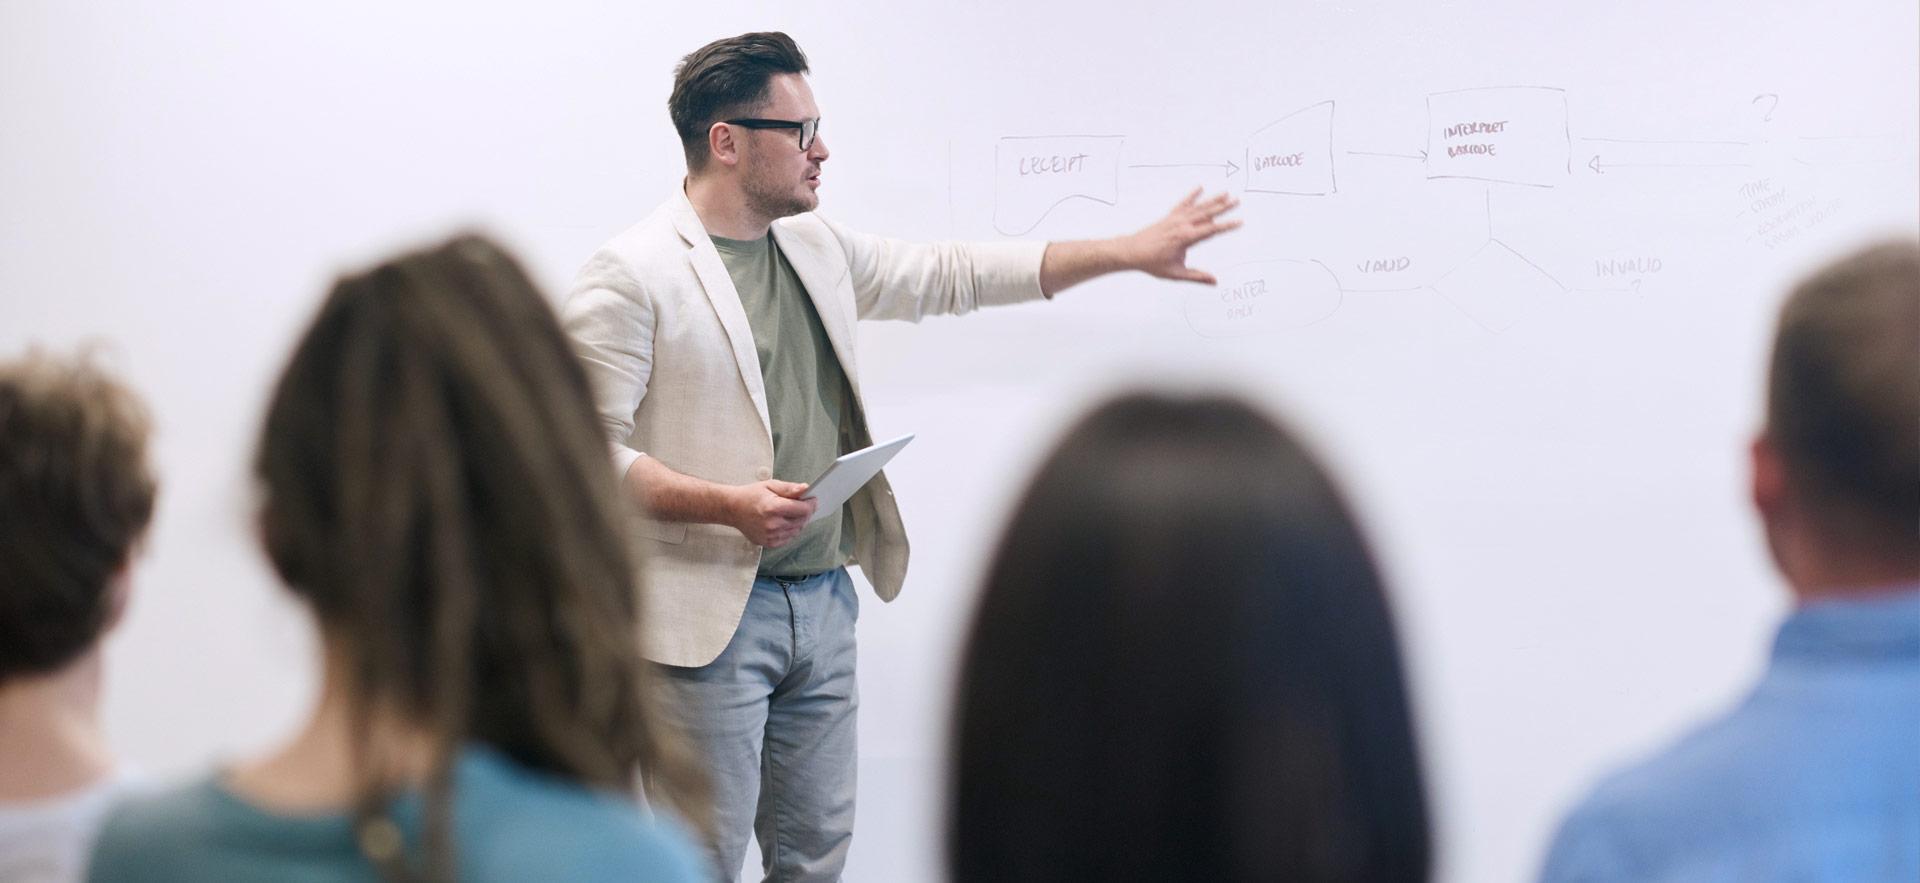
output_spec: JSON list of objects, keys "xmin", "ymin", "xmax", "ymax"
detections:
[{"xmin": 562, "ymin": 191, "xmax": 1047, "ymax": 667}]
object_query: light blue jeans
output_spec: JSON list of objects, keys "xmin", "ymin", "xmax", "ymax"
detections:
[{"xmin": 652, "ymin": 568, "xmax": 859, "ymax": 883}]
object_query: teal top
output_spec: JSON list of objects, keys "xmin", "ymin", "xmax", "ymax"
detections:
[
  {"xmin": 85, "ymin": 745, "xmax": 706, "ymax": 883},
  {"xmin": 712, "ymin": 232, "xmax": 856, "ymax": 578}
]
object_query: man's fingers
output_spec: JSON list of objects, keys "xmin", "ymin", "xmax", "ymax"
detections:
[
  {"xmin": 1178, "ymin": 191, "xmax": 1231, "ymax": 214},
  {"xmin": 769, "ymin": 480, "xmax": 810, "ymax": 498},
  {"xmin": 1177, "ymin": 217, "xmax": 1241, "ymax": 247},
  {"xmin": 761, "ymin": 520, "xmax": 805, "ymax": 547},
  {"xmin": 771, "ymin": 498, "xmax": 813, "ymax": 518},
  {"xmin": 1172, "ymin": 267, "xmax": 1217, "ymax": 285}
]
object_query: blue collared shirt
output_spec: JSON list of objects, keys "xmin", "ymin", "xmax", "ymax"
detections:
[{"xmin": 1539, "ymin": 586, "xmax": 1920, "ymax": 883}]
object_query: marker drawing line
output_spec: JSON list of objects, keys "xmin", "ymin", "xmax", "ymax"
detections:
[
  {"xmin": 1183, "ymin": 258, "xmax": 1345, "ymax": 337},
  {"xmin": 992, "ymin": 194, "xmax": 1120, "ymax": 237},
  {"xmin": 1428, "ymin": 84, "xmax": 1570, "ymax": 97},
  {"xmin": 1483, "ymin": 187, "xmax": 1493, "ymax": 243},
  {"xmin": 1580, "ymin": 137, "xmax": 1749, "ymax": 146},
  {"xmin": 1126, "ymin": 161, "xmax": 1242, "ymax": 176},
  {"xmin": 1426, "ymin": 86, "xmax": 1572, "ymax": 189},
  {"xmin": 1490, "ymin": 237, "xmax": 1568, "ymax": 292},
  {"xmin": 1793, "ymin": 156, "xmax": 1909, "ymax": 167},
  {"xmin": 1243, "ymin": 101, "xmax": 1339, "ymax": 196},
  {"xmin": 1597, "ymin": 162, "xmax": 1752, "ymax": 169},
  {"xmin": 1428, "ymin": 173, "xmax": 1558, "ymax": 189},
  {"xmin": 992, "ymin": 135, "xmax": 1125, "ymax": 237}
]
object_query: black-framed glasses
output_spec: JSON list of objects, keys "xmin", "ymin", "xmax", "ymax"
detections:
[{"xmin": 724, "ymin": 118, "xmax": 820, "ymax": 151}]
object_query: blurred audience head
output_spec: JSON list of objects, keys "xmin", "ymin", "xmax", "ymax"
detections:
[
  {"xmin": 950, "ymin": 391, "xmax": 1430, "ymax": 882},
  {"xmin": 0, "ymin": 349, "xmax": 155, "ymax": 688},
  {"xmin": 255, "ymin": 233, "xmax": 702, "ymax": 874},
  {"xmin": 1753, "ymin": 239, "xmax": 1920, "ymax": 596}
]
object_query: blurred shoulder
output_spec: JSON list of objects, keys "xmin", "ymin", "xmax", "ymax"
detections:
[
  {"xmin": 85, "ymin": 777, "xmax": 229, "ymax": 881},
  {"xmin": 456, "ymin": 750, "xmax": 706, "ymax": 883}
]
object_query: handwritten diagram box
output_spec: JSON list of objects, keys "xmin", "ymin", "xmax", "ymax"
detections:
[
  {"xmin": 1425, "ymin": 87, "xmax": 1570, "ymax": 187},
  {"xmin": 1183, "ymin": 259, "xmax": 1342, "ymax": 337},
  {"xmin": 1245, "ymin": 102, "xmax": 1336, "ymax": 195},
  {"xmin": 993, "ymin": 135, "xmax": 1124, "ymax": 235}
]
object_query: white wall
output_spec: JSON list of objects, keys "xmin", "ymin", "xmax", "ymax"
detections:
[{"xmin": 3, "ymin": 2, "xmax": 1916, "ymax": 880}]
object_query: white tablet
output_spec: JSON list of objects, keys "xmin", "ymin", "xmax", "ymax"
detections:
[{"xmin": 800, "ymin": 433, "xmax": 914, "ymax": 526}]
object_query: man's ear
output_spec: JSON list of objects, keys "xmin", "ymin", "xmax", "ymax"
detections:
[
  {"xmin": 103, "ymin": 565, "xmax": 134, "ymax": 634},
  {"xmin": 1751, "ymin": 432, "xmax": 1786, "ymax": 524},
  {"xmin": 1750, "ymin": 431, "xmax": 1805, "ymax": 584},
  {"xmin": 707, "ymin": 122, "xmax": 739, "ymax": 168}
]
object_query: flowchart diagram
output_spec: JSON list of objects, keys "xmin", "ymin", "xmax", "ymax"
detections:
[{"xmin": 987, "ymin": 86, "xmax": 1905, "ymax": 334}]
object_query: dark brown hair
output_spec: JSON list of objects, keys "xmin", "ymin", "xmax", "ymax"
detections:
[
  {"xmin": 256, "ymin": 234, "xmax": 703, "ymax": 879},
  {"xmin": 951, "ymin": 392, "xmax": 1431, "ymax": 882},
  {"xmin": 668, "ymin": 31, "xmax": 809, "ymax": 171},
  {"xmin": 1766, "ymin": 239, "xmax": 1920, "ymax": 563},
  {"xmin": 0, "ymin": 350, "xmax": 155, "ymax": 684}
]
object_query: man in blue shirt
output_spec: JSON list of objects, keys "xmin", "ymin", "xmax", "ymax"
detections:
[{"xmin": 1539, "ymin": 240, "xmax": 1920, "ymax": 882}]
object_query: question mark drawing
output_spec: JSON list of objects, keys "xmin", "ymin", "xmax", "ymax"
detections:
[{"xmin": 1753, "ymin": 93, "xmax": 1779, "ymax": 123}]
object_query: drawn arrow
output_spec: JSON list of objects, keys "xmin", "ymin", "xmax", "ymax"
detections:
[
  {"xmin": 1127, "ymin": 159, "xmax": 1241, "ymax": 178},
  {"xmin": 1581, "ymin": 137, "xmax": 1748, "ymax": 146}
]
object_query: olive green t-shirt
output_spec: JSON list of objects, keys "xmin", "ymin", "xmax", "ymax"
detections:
[{"xmin": 711, "ymin": 233, "xmax": 856, "ymax": 577}]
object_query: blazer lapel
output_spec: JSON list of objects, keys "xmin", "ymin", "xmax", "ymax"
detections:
[
  {"xmin": 770, "ymin": 221, "xmax": 861, "ymax": 392},
  {"xmin": 669, "ymin": 192, "xmax": 772, "ymax": 440}
]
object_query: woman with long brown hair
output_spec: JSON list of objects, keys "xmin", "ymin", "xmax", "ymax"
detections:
[
  {"xmin": 87, "ymin": 235, "xmax": 707, "ymax": 881},
  {"xmin": 950, "ymin": 392, "xmax": 1431, "ymax": 882}
]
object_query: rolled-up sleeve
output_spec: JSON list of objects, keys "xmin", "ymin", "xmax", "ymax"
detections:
[
  {"xmin": 560, "ymin": 252, "xmax": 654, "ymax": 478},
  {"xmin": 821, "ymin": 216, "xmax": 1048, "ymax": 322}
]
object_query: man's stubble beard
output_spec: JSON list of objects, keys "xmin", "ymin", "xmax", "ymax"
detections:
[{"xmin": 743, "ymin": 164, "xmax": 816, "ymax": 220}]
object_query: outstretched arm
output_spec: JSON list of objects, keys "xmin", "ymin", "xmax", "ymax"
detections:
[{"xmin": 1039, "ymin": 188, "xmax": 1241, "ymax": 296}]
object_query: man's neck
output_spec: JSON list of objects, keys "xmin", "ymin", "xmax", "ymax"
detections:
[
  {"xmin": 685, "ymin": 174, "xmax": 773, "ymax": 240},
  {"xmin": 0, "ymin": 652, "xmax": 115, "ymax": 802},
  {"xmin": 1790, "ymin": 570, "xmax": 1920, "ymax": 605},
  {"xmin": 1782, "ymin": 535, "xmax": 1920, "ymax": 604}
]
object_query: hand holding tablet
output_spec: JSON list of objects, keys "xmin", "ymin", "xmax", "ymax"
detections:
[{"xmin": 801, "ymin": 434, "xmax": 914, "ymax": 526}]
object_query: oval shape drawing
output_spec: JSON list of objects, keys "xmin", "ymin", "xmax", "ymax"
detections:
[{"xmin": 1183, "ymin": 259, "xmax": 1342, "ymax": 337}]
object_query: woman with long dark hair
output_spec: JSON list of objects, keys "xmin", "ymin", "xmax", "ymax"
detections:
[
  {"xmin": 950, "ymin": 392, "xmax": 1431, "ymax": 882},
  {"xmin": 88, "ymin": 235, "xmax": 707, "ymax": 881}
]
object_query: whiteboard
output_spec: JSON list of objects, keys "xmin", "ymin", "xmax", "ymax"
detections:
[{"xmin": 2, "ymin": 2, "xmax": 1915, "ymax": 881}]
